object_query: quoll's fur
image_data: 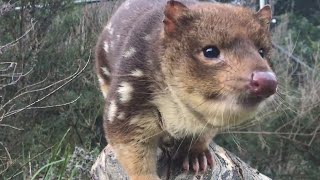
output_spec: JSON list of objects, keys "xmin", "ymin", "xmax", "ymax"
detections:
[{"xmin": 95, "ymin": 0, "xmax": 276, "ymax": 179}]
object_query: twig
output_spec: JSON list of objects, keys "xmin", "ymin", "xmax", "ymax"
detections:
[
  {"xmin": 0, "ymin": 142, "xmax": 13, "ymax": 174},
  {"xmin": 29, "ymin": 152, "xmax": 32, "ymax": 178},
  {"xmin": 0, "ymin": 66, "xmax": 80, "ymax": 111},
  {"xmin": 272, "ymin": 42, "xmax": 313, "ymax": 71},
  {"xmin": 1, "ymin": 53, "xmax": 91, "ymax": 119},
  {"xmin": 308, "ymin": 119, "xmax": 320, "ymax": 146},
  {"xmin": 0, "ymin": 124, "xmax": 23, "ymax": 130},
  {"xmin": 25, "ymin": 95, "xmax": 81, "ymax": 110},
  {"xmin": 0, "ymin": 62, "xmax": 34, "ymax": 88},
  {"xmin": 15, "ymin": 76, "xmax": 48, "ymax": 95},
  {"xmin": 0, "ymin": 20, "xmax": 36, "ymax": 54},
  {"xmin": 0, "ymin": 62, "xmax": 16, "ymax": 72}
]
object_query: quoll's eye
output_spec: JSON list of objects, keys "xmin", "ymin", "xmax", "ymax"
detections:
[
  {"xmin": 258, "ymin": 48, "xmax": 265, "ymax": 58},
  {"xmin": 203, "ymin": 46, "xmax": 220, "ymax": 59}
]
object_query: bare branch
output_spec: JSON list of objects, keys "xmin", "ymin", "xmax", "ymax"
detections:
[
  {"xmin": 0, "ymin": 142, "xmax": 13, "ymax": 174},
  {"xmin": 25, "ymin": 95, "xmax": 81, "ymax": 110},
  {"xmin": 0, "ymin": 20, "xmax": 36, "ymax": 55},
  {"xmin": 272, "ymin": 42, "xmax": 313, "ymax": 71},
  {"xmin": 0, "ymin": 52, "xmax": 91, "ymax": 121},
  {"xmin": 0, "ymin": 124, "xmax": 23, "ymax": 130}
]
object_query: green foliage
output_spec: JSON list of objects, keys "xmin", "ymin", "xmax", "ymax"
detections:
[
  {"xmin": 285, "ymin": 14, "xmax": 320, "ymax": 66},
  {"xmin": 0, "ymin": 0, "xmax": 109, "ymax": 178},
  {"xmin": 274, "ymin": 0, "xmax": 320, "ymax": 26}
]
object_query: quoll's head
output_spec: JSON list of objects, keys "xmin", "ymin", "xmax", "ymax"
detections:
[{"xmin": 161, "ymin": 0, "xmax": 277, "ymax": 127}]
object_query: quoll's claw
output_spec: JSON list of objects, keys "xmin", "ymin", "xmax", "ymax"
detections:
[
  {"xmin": 205, "ymin": 150, "xmax": 214, "ymax": 169},
  {"xmin": 191, "ymin": 155, "xmax": 199, "ymax": 173},
  {"xmin": 198, "ymin": 152, "xmax": 207, "ymax": 172},
  {"xmin": 182, "ymin": 156, "xmax": 190, "ymax": 171},
  {"xmin": 181, "ymin": 149, "xmax": 214, "ymax": 174}
]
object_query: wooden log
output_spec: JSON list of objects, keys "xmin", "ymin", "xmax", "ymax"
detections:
[{"xmin": 90, "ymin": 142, "xmax": 271, "ymax": 180}]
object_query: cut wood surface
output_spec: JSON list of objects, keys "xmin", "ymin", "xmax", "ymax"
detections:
[{"xmin": 91, "ymin": 142, "xmax": 271, "ymax": 180}]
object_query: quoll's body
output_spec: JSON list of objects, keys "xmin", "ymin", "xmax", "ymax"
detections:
[{"xmin": 95, "ymin": 0, "xmax": 277, "ymax": 179}]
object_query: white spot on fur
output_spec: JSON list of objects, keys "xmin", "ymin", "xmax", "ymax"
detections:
[
  {"xmin": 101, "ymin": 67, "xmax": 110, "ymax": 76},
  {"xmin": 129, "ymin": 114, "xmax": 150, "ymax": 126},
  {"xmin": 123, "ymin": 47, "xmax": 136, "ymax": 58},
  {"xmin": 105, "ymin": 23, "xmax": 114, "ymax": 35},
  {"xmin": 129, "ymin": 115, "xmax": 140, "ymax": 125},
  {"xmin": 117, "ymin": 112, "xmax": 125, "ymax": 120},
  {"xmin": 144, "ymin": 35, "xmax": 152, "ymax": 41},
  {"xmin": 109, "ymin": 28, "xmax": 114, "ymax": 35},
  {"xmin": 108, "ymin": 101, "xmax": 117, "ymax": 122},
  {"xmin": 131, "ymin": 69, "xmax": 143, "ymax": 77},
  {"xmin": 98, "ymin": 75, "xmax": 104, "ymax": 84},
  {"xmin": 110, "ymin": 41, "xmax": 115, "ymax": 50},
  {"xmin": 103, "ymin": 41, "xmax": 109, "ymax": 53},
  {"xmin": 116, "ymin": 34, "xmax": 120, "ymax": 40},
  {"xmin": 118, "ymin": 82, "xmax": 134, "ymax": 103},
  {"xmin": 101, "ymin": 89, "xmax": 107, "ymax": 98},
  {"xmin": 97, "ymin": 75, "xmax": 108, "ymax": 98},
  {"xmin": 123, "ymin": 1, "xmax": 130, "ymax": 9},
  {"xmin": 105, "ymin": 23, "xmax": 111, "ymax": 30}
]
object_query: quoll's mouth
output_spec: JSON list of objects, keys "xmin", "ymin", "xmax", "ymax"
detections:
[
  {"xmin": 205, "ymin": 71, "xmax": 277, "ymax": 108},
  {"xmin": 205, "ymin": 93, "xmax": 265, "ymax": 108},
  {"xmin": 237, "ymin": 95, "xmax": 266, "ymax": 108}
]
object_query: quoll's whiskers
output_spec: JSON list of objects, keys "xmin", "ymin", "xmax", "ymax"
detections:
[
  {"xmin": 173, "ymin": 135, "xmax": 187, "ymax": 159},
  {"xmin": 274, "ymin": 91, "xmax": 298, "ymax": 114}
]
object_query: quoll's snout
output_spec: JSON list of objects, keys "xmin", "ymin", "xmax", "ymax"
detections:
[{"xmin": 249, "ymin": 71, "xmax": 277, "ymax": 98}]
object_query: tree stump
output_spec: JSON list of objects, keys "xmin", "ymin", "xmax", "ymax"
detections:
[{"xmin": 90, "ymin": 142, "xmax": 271, "ymax": 180}]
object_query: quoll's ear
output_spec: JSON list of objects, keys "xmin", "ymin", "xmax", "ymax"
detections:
[
  {"xmin": 163, "ymin": 0, "xmax": 189, "ymax": 35},
  {"xmin": 256, "ymin": 5, "xmax": 272, "ymax": 28}
]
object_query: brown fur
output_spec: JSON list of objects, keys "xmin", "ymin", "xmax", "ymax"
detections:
[{"xmin": 95, "ymin": 0, "xmax": 274, "ymax": 178}]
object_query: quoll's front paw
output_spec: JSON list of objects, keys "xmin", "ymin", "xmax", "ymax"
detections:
[{"xmin": 180, "ymin": 148, "xmax": 214, "ymax": 173}]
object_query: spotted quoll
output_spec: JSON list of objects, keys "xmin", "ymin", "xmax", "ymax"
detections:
[{"xmin": 95, "ymin": 0, "xmax": 277, "ymax": 179}]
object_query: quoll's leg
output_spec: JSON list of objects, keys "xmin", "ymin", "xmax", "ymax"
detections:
[
  {"xmin": 112, "ymin": 142, "xmax": 160, "ymax": 180},
  {"xmin": 105, "ymin": 110, "xmax": 163, "ymax": 180}
]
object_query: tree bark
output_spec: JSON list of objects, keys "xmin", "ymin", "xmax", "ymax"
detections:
[{"xmin": 90, "ymin": 142, "xmax": 271, "ymax": 180}]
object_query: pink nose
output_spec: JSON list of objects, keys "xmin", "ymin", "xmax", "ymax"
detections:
[{"xmin": 249, "ymin": 71, "xmax": 277, "ymax": 97}]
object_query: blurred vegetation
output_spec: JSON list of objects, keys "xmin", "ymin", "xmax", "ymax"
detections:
[
  {"xmin": 215, "ymin": 1, "xmax": 320, "ymax": 180},
  {"xmin": 0, "ymin": 0, "xmax": 114, "ymax": 178},
  {"xmin": 0, "ymin": 0, "xmax": 319, "ymax": 179}
]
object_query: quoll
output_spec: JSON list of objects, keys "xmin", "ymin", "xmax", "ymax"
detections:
[{"xmin": 95, "ymin": 0, "xmax": 277, "ymax": 179}]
